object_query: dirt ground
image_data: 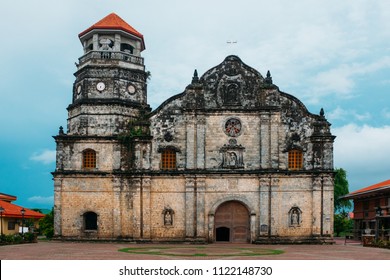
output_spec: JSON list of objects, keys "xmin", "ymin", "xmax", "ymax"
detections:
[{"xmin": 1, "ymin": 237, "xmax": 390, "ymax": 260}]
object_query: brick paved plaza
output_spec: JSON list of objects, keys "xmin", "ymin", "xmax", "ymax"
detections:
[{"xmin": 1, "ymin": 238, "xmax": 390, "ymax": 260}]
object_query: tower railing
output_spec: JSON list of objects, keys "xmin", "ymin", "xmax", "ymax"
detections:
[{"xmin": 78, "ymin": 51, "xmax": 144, "ymax": 66}]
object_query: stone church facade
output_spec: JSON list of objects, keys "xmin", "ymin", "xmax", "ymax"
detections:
[{"xmin": 53, "ymin": 13, "xmax": 336, "ymax": 243}]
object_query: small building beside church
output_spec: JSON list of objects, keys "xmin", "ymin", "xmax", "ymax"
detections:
[
  {"xmin": 0, "ymin": 193, "xmax": 45, "ymax": 235},
  {"xmin": 53, "ymin": 13, "xmax": 336, "ymax": 243},
  {"xmin": 343, "ymin": 179, "xmax": 390, "ymax": 241}
]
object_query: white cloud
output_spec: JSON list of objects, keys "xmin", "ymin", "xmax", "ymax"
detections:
[
  {"xmin": 333, "ymin": 124, "xmax": 390, "ymax": 190},
  {"xmin": 30, "ymin": 150, "xmax": 56, "ymax": 165},
  {"xmin": 382, "ymin": 108, "xmax": 390, "ymax": 119},
  {"xmin": 327, "ymin": 107, "xmax": 371, "ymax": 123},
  {"xmin": 28, "ymin": 196, "xmax": 54, "ymax": 205},
  {"xmin": 353, "ymin": 112, "xmax": 371, "ymax": 121},
  {"xmin": 328, "ymin": 107, "xmax": 348, "ymax": 121}
]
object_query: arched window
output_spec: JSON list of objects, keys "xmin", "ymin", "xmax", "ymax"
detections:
[
  {"xmin": 120, "ymin": 43, "xmax": 134, "ymax": 54},
  {"xmin": 288, "ymin": 149, "xmax": 303, "ymax": 170},
  {"xmin": 84, "ymin": 211, "xmax": 97, "ymax": 230},
  {"xmin": 83, "ymin": 149, "xmax": 96, "ymax": 169},
  {"xmin": 161, "ymin": 149, "xmax": 176, "ymax": 170}
]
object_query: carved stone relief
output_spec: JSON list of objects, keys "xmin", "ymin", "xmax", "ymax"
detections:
[{"xmin": 220, "ymin": 139, "xmax": 245, "ymax": 169}]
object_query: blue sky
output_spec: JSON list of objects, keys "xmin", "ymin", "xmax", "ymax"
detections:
[{"xmin": 1, "ymin": 0, "xmax": 389, "ymax": 209}]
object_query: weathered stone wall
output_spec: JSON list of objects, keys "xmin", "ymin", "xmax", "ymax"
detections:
[
  {"xmin": 55, "ymin": 139, "xmax": 121, "ymax": 171},
  {"xmin": 55, "ymin": 176, "xmax": 117, "ymax": 238}
]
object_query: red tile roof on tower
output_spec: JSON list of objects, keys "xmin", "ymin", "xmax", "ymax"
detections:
[
  {"xmin": 0, "ymin": 200, "xmax": 45, "ymax": 219},
  {"xmin": 343, "ymin": 179, "xmax": 390, "ymax": 199},
  {"xmin": 79, "ymin": 13, "xmax": 145, "ymax": 50}
]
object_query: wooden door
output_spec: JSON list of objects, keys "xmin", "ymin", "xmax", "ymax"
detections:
[{"xmin": 215, "ymin": 201, "xmax": 249, "ymax": 242}]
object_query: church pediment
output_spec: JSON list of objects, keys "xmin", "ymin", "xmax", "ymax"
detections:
[
  {"xmin": 152, "ymin": 55, "xmax": 314, "ymax": 121},
  {"xmin": 199, "ymin": 55, "xmax": 267, "ymax": 109}
]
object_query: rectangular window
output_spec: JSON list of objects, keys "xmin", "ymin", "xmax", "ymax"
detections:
[
  {"xmin": 288, "ymin": 149, "xmax": 303, "ymax": 170},
  {"xmin": 8, "ymin": 221, "xmax": 15, "ymax": 230},
  {"xmin": 83, "ymin": 149, "xmax": 96, "ymax": 169},
  {"xmin": 161, "ymin": 149, "xmax": 176, "ymax": 170}
]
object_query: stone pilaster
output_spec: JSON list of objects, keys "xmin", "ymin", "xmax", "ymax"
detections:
[
  {"xmin": 196, "ymin": 176, "xmax": 206, "ymax": 238},
  {"xmin": 260, "ymin": 114, "xmax": 270, "ymax": 168},
  {"xmin": 258, "ymin": 177, "xmax": 270, "ymax": 237},
  {"xmin": 112, "ymin": 178, "xmax": 122, "ymax": 238},
  {"xmin": 196, "ymin": 116, "xmax": 206, "ymax": 169},
  {"xmin": 53, "ymin": 177, "xmax": 62, "ymax": 237},
  {"xmin": 185, "ymin": 115, "xmax": 196, "ymax": 169},
  {"xmin": 141, "ymin": 176, "xmax": 151, "ymax": 239},
  {"xmin": 312, "ymin": 175, "xmax": 323, "ymax": 236},
  {"xmin": 185, "ymin": 176, "xmax": 195, "ymax": 238}
]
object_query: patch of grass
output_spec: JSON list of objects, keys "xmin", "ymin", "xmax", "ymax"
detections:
[
  {"xmin": 118, "ymin": 246, "xmax": 284, "ymax": 258},
  {"xmin": 194, "ymin": 253, "xmax": 208, "ymax": 256}
]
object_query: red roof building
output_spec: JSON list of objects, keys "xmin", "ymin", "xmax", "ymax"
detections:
[
  {"xmin": 343, "ymin": 180, "xmax": 390, "ymax": 241},
  {"xmin": 0, "ymin": 193, "xmax": 45, "ymax": 235}
]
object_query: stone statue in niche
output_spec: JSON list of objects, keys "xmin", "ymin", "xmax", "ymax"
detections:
[
  {"xmin": 289, "ymin": 207, "xmax": 302, "ymax": 227},
  {"xmin": 164, "ymin": 212, "xmax": 172, "ymax": 225},
  {"xmin": 220, "ymin": 139, "xmax": 245, "ymax": 169},
  {"xmin": 228, "ymin": 152, "xmax": 237, "ymax": 166},
  {"xmin": 162, "ymin": 207, "xmax": 174, "ymax": 226}
]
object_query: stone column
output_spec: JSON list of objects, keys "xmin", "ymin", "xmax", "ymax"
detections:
[
  {"xmin": 185, "ymin": 176, "xmax": 195, "ymax": 238},
  {"xmin": 114, "ymin": 34, "xmax": 121, "ymax": 52},
  {"xmin": 131, "ymin": 178, "xmax": 142, "ymax": 239},
  {"xmin": 141, "ymin": 176, "xmax": 151, "ymax": 239},
  {"xmin": 93, "ymin": 34, "xmax": 99, "ymax": 51},
  {"xmin": 250, "ymin": 213, "xmax": 256, "ymax": 243},
  {"xmin": 53, "ymin": 177, "xmax": 62, "ymax": 237},
  {"xmin": 196, "ymin": 176, "xmax": 206, "ymax": 238},
  {"xmin": 258, "ymin": 177, "xmax": 270, "ymax": 237},
  {"xmin": 270, "ymin": 113, "xmax": 280, "ymax": 169},
  {"xmin": 185, "ymin": 115, "xmax": 196, "ymax": 169},
  {"xmin": 322, "ymin": 175, "xmax": 334, "ymax": 236},
  {"xmin": 208, "ymin": 214, "xmax": 214, "ymax": 242},
  {"xmin": 196, "ymin": 116, "xmax": 206, "ymax": 169},
  {"xmin": 260, "ymin": 114, "xmax": 270, "ymax": 168},
  {"xmin": 312, "ymin": 175, "xmax": 323, "ymax": 236},
  {"xmin": 112, "ymin": 177, "xmax": 122, "ymax": 238}
]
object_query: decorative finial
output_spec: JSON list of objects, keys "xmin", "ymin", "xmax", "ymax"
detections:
[
  {"xmin": 320, "ymin": 108, "xmax": 325, "ymax": 118},
  {"xmin": 59, "ymin": 126, "xmax": 64, "ymax": 135},
  {"xmin": 265, "ymin": 70, "xmax": 273, "ymax": 84},
  {"xmin": 192, "ymin": 69, "xmax": 199, "ymax": 84}
]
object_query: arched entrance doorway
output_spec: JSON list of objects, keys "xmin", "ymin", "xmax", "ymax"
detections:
[{"xmin": 214, "ymin": 201, "xmax": 249, "ymax": 243}]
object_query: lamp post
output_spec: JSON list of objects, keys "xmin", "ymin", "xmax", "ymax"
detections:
[
  {"xmin": 0, "ymin": 206, "xmax": 4, "ymax": 236},
  {"xmin": 20, "ymin": 208, "xmax": 25, "ymax": 235},
  {"xmin": 375, "ymin": 206, "xmax": 383, "ymax": 242}
]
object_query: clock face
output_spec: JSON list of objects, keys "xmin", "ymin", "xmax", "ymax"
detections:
[
  {"xmin": 224, "ymin": 118, "xmax": 242, "ymax": 137},
  {"xmin": 96, "ymin": 82, "xmax": 105, "ymax": 91},
  {"xmin": 127, "ymin": 84, "xmax": 136, "ymax": 94},
  {"xmin": 76, "ymin": 85, "xmax": 82, "ymax": 94}
]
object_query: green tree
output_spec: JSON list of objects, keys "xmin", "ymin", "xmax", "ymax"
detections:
[
  {"xmin": 334, "ymin": 213, "xmax": 353, "ymax": 237},
  {"xmin": 334, "ymin": 168, "xmax": 352, "ymax": 213},
  {"xmin": 39, "ymin": 208, "xmax": 54, "ymax": 239}
]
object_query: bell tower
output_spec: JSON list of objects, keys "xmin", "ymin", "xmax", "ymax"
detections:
[
  {"xmin": 68, "ymin": 13, "xmax": 150, "ymax": 136},
  {"xmin": 53, "ymin": 14, "xmax": 151, "ymax": 238}
]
